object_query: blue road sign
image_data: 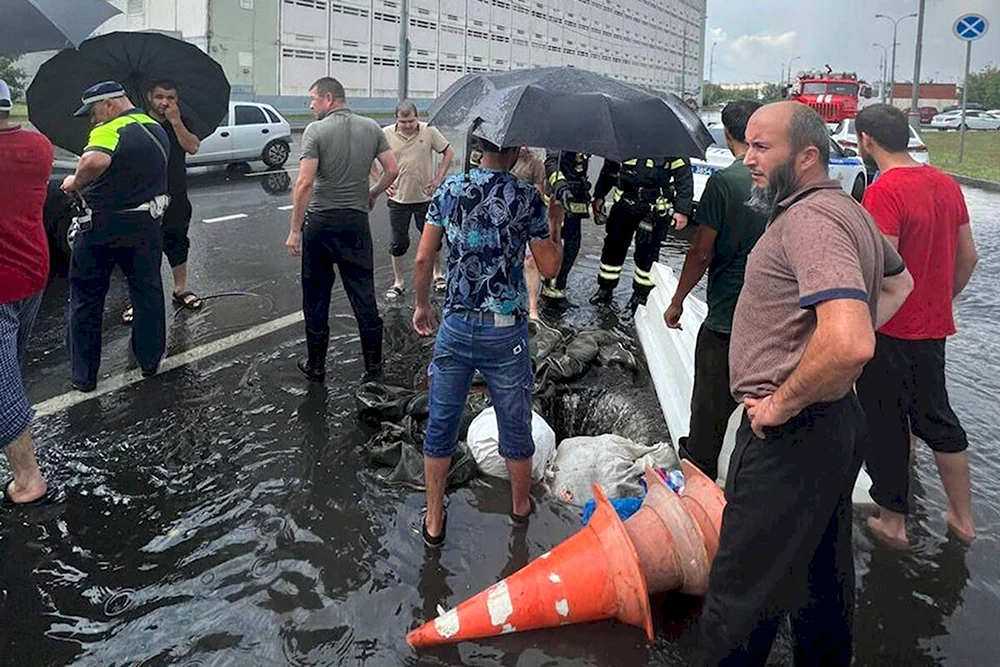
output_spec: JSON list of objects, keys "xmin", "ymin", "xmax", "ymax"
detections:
[{"xmin": 954, "ymin": 14, "xmax": 989, "ymax": 41}]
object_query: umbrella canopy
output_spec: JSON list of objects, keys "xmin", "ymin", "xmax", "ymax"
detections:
[
  {"xmin": 427, "ymin": 67, "xmax": 713, "ymax": 161},
  {"xmin": 0, "ymin": 0, "xmax": 120, "ymax": 56},
  {"xmin": 26, "ymin": 31, "xmax": 230, "ymax": 155}
]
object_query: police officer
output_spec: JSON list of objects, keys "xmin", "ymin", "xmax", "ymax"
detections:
[
  {"xmin": 61, "ymin": 81, "xmax": 169, "ymax": 392},
  {"xmin": 541, "ymin": 150, "xmax": 592, "ymax": 302},
  {"xmin": 591, "ymin": 156, "xmax": 693, "ymax": 310}
]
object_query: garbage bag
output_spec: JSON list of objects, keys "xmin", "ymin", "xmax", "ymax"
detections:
[
  {"xmin": 356, "ymin": 382, "xmax": 426, "ymax": 426},
  {"xmin": 547, "ymin": 434, "xmax": 679, "ymax": 506},
  {"xmin": 466, "ymin": 407, "xmax": 557, "ymax": 481},
  {"xmin": 366, "ymin": 416, "xmax": 478, "ymax": 490},
  {"xmin": 528, "ymin": 319, "xmax": 565, "ymax": 365}
]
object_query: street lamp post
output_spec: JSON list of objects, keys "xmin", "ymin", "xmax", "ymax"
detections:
[
  {"xmin": 909, "ymin": 0, "xmax": 927, "ymax": 128},
  {"xmin": 873, "ymin": 43, "xmax": 888, "ymax": 102},
  {"xmin": 786, "ymin": 55, "xmax": 802, "ymax": 87},
  {"xmin": 875, "ymin": 11, "xmax": 918, "ymax": 107},
  {"xmin": 709, "ymin": 41, "xmax": 717, "ymax": 86}
]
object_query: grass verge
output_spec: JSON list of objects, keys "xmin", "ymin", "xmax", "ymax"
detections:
[{"xmin": 923, "ymin": 130, "xmax": 1000, "ymax": 183}]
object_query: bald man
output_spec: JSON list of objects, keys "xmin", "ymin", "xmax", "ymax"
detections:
[{"xmin": 697, "ymin": 102, "xmax": 913, "ymax": 666}]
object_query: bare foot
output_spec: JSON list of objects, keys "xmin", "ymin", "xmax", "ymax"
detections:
[
  {"xmin": 4, "ymin": 476, "xmax": 47, "ymax": 504},
  {"xmin": 945, "ymin": 510, "xmax": 976, "ymax": 544},
  {"xmin": 867, "ymin": 515, "xmax": 910, "ymax": 550}
]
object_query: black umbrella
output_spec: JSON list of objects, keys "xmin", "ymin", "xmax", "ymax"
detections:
[
  {"xmin": 0, "ymin": 0, "xmax": 120, "ymax": 56},
  {"xmin": 427, "ymin": 67, "xmax": 713, "ymax": 161},
  {"xmin": 26, "ymin": 31, "xmax": 230, "ymax": 155}
]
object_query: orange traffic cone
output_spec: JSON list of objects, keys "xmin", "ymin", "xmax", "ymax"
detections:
[
  {"xmin": 623, "ymin": 462, "xmax": 727, "ymax": 596},
  {"xmin": 406, "ymin": 485, "xmax": 653, "ymax": 648}
]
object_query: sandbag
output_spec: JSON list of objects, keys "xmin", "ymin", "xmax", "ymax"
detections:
[
  {"xmin": 546, "ymin": 434, "xmax": 679, "ymax": 506},
  {"xmin": 466, "ymin": 407, "xmax": 557, "ymax": 481}
]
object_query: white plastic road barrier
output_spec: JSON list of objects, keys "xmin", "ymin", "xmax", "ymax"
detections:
[{"xmin": 634, "ymin": 262, "xmax": 876, "ymax": 508}]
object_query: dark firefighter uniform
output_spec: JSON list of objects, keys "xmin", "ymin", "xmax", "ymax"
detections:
[
  {"xmin": 592, "ymin": 156, "xmax": 694, "ymax": 307},
  {"xmin": 542, "ymin": 150, "xmax": 592, "ymax": 300}
]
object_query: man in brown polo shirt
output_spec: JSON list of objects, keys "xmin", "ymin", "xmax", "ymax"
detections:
[
  {"xmin": 697, "ymin": 102, "xmax": 913, "ymax": 666},
  {"xmin": 377, "ymin": 101, "xmax": 454, "ymax": 299}
]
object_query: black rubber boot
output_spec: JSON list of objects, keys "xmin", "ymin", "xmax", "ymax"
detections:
[
  {"xmin": 628, "ymin": 284, "xmax": 653, "ymax": 313},
  {"xmin": 297, "ymin": 328, "xmax": 329, "ymax": 382},
  {"xmin": 360, "ymin": 322, "xmax": 384, "ymax": 383},
  {"xmin": 589, "ymin": 286, "xmax": 615, "ymax": 305}
]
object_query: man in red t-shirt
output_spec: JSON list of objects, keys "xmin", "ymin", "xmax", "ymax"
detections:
[
  {"xmin": 0, "ymin": 79, "xmax": 52, "ymax": 505},
  {"xmin": 855, "ymin": 104, "xmax": 979, "ymax": 549}
]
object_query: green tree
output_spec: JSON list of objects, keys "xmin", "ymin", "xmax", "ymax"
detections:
[
  {"xmin": 965, "ymin": 65, "xmax": 1000, "ymax": 110},
  {"xmin": 0, "ymin": 55, "xmax": 26, "ymax": 101},
  {"xmin": 760, "ymin": 83, "xmax": 788, "ymax": 103}
]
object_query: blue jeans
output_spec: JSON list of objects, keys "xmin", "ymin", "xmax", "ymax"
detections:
[{"xmin": 423, "ymin": 311, "xmax": 534, "ymax": 460}]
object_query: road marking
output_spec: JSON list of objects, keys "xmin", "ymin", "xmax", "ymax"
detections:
[
  {"xmin": 247, "ymin": 167, "xmax": 300, "ymax": 178},
  {"xmin": 277, "ymin": 205, "xmax": 294, "ymax": 210},
  {"xmin": 33, "ymin": 311, "xmax": 305, "ymax": 418},
  {"xmin": 203, "ymin": 213, "xmax": 248, "ymax": 224}
]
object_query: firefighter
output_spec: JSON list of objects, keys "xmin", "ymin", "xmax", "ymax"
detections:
[
  {"xmin": 591, "ymin": 156, "xmax": 693, "ymax": 310},
  {"xmin": 541, "ymin": 150, "xmax": 592, "ymax": 302}
]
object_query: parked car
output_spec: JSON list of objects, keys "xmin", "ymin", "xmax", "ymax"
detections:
[
  {"xmin": 918, "ymin": 106, "xmax": 939, "ymax": 124},
  {"xmin": 189, "ymin": 101, "xmax": 292, "ymax": 169},
  {"xmin": 943, "ymin": 103, "xmax": 985, "ymax": 113},
  {"xmin": 987, "ymin": 109, "xmax": 1000, "ymax": 119},
  {"xmin": 692, "ymin": 125, "xmax": 868, "ymax": 206},
  {"xmin": 830, "ymin": 119, "xmax": 929, "ymax": 164},
  {"xmin": 931, "ymin": 110, "xmax": 1000, "ymax": 130}
]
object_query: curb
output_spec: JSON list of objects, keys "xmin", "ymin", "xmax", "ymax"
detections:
[{"xmin": 948, "ymin": 173, "xmax": 1000, "ymax": 192}]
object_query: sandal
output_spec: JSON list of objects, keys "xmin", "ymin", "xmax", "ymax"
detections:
[
  {"xmin": 1, "ymin": 478, "xmax": 51, "ymax": 508},
  {"xmin": 172, "ymin": 291, "xmax": 203, "ymax": 310},
  {"xmin": 121, "ymin": 306, "xmax": 134, "ymax": 326},
  {"xmin": 433, "ymin": 276, "xmax": 447, "ymax": 293},
  {"xmin": 385, "ymin": 285, "xmax": 405, "ymax": 300},
  {"xmin": 511, "ymin": 497, "xmax": 536, "ymax": 525},
  {"xmin": 421, "ymin": 507, "xmax": 447, "ymax": 548}
]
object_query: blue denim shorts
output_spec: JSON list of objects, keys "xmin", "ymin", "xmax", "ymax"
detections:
[
  {"xmin": 0, "ymin": 292, "xmax": 43, "ymax": 447},
  {"xmin": 423, "ymin": 311, "xmax": 535, "ymax": 461}
]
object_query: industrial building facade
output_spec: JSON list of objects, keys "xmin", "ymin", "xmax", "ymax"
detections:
[{"xmin": 93, "ymin": 0, "xmax": 706, "ymax": 100}]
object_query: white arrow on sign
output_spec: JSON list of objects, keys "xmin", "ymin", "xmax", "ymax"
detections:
[{"xmin": 953, "ymin": 14, "xmax": 989, "ymax": 41}]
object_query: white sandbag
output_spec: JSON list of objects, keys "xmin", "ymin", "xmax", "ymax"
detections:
[
  {"xmin": 547, "ymin": 434, "xmax": 680, "ymax": 506},
  {"xmin": 466, "ymin": 407, "xmax": 557, "ymax": 481}
]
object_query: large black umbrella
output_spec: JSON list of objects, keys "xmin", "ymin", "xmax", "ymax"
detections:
[
  {"xmin": 0, "ymin": 0, "xmax": 120, "ymax": 55},
  {"xmin": 427, "ymin": 67, "xmax": 713, "ymax": 161},
  {"xmin": 27, "ymin": 31, "xmax": 230, "ymax": 155}
]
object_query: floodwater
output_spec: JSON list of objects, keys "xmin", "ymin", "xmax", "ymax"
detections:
[{"xmin": 2, "ymin": 182, "xmax": 999, "ymax": 666}]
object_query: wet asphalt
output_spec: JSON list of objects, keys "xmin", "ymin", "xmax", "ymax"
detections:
[{"xmin": 3, "ymin": 135, "xmax": 1000, "ymax": 666}]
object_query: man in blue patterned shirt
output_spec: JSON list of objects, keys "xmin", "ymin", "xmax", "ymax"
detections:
[{"xmin": 412, "ymin": 138, "xmax": 564, "ymax": 547}]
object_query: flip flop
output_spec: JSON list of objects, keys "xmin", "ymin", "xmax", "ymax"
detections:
[
  {"xmin": 121, "ymin": 306, "xmax": 134, "ymax": 326},
  {"xmin": 385, "ymin": 285, "xmax": 405, "ymax": 300},
  {"xmin": 433, "ymin": 277, "xmax": 447, "ymax": 293},
  {"xmin": 172, "ymin": 291, "xmax": 203, "ymax": 310},
  {"xmin": 1, "ymin": 478, "xmax": 51, "ymax": 508}
]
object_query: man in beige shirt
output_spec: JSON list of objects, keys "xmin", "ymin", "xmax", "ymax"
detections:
[{"xmin": 377, "ymin": 101, "xmax": 454, "ymax": 299}]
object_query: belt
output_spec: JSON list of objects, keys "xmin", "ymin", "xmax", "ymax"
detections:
[{"xmin": 451, "ymin": 309, "xmax": 522, "ymax": 327}]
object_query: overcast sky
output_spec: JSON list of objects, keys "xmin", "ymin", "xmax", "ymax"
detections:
[{"xmin": 703, "ymin": 0, "xmax": 998, "ymax": 86}]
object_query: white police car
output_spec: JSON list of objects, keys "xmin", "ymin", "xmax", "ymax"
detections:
[{"xmin": 691, "ymin": 124, "xmax": 868, "ymax": 207}]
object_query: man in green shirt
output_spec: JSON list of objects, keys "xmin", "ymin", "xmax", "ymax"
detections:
[{"xmin": 663, "ymin": 100, "xmax": 765, "ymax": 480}]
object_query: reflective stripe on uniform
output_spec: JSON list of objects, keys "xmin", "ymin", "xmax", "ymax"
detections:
[
  {"xmin": 549, "ymin": 171, "xmax": 565, "ymax": 186},
  {"xmin": 633, "ymin": 268, "xmax": 654, "ymax": 286},
  {"xmin": 613, "ymin": 189, "xmax": 623, "ymax": 202},
  {"xmin": 645, "ymin": 159, "xmax": 655, "ymax": 168},
  {"xmin": 623, "ymin": 158, "xmax": 638, "ymax": 166},
  {"xmin": 670, "ymin": 159, "xmax": 687, "ymax": 170},
  {"xmin": 600, "ymin": 263, "xmax": 622, "ymax": 275},
  {"xmin": 568, "ymin": 201, "xmax": 589, "ymax": 214}
]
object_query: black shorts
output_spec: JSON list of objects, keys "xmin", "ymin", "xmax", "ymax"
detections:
[
  {"xmin": 856, "ymin": 334, "xmax": 968, "ymax": 513},
  {"xmin": 162, "ymin": 192, "xmax": 192, "ymax": 268},
  {"xmin": 387, "ymin": 200, "xmax": 430, "ymax": 257}
]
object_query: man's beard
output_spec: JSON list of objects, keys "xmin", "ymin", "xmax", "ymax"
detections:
[{"xmin": 747, "ymin": 159, "xmax": 799, "ymax": 217}]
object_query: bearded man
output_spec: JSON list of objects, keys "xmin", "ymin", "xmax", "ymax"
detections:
[{"xmin": 696, "ymin": 101, "xmax": 914, "ymax": 666}]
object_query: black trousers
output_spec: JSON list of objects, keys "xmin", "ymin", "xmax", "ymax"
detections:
[
  {"xmin": 597, "ymin": 199, "xmax": 660, "ymax": 295},
  {"xmin": 68, "ymin": 211, "xmax": 166, "ymax": 385},
  {"xmin": 301, "ymin": 208, "xmax": 382, "ymax": 346},
  {"xmin": 856, "ymin": 334, "xmax": 968, "ymax": 514},
  {"xmin": 554, "ymin": 213, "xmax": 583, "ymax": 290},
  {"xmin": 679, "ymin": 325, "xmax": 736, "ymax": 481},
  {"xmin": 698, "ymin": 394, "xmax": 866, "ymax": 667},
  {"xmin": 387, "ymin": 200, "xmax": 430, "ymax": 257},
  {"xmin": 162, "ymin": 192, "xmax": 192, "ymax": 268}
]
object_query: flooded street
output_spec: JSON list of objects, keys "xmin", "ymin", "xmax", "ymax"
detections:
[{"xmin": 2, "ymin": 151, "xmax": 999, "ymax": 665}]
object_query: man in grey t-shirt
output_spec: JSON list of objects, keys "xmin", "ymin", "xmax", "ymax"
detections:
[{"xmin": 285, "ymin": 77, "xmax": 398, "ymax": 383}]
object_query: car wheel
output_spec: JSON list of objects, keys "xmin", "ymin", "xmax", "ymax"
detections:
[
  {"xmin": 262, "ymin": 140, "xmax": 290, "ymax": 168},
  {"xmin": 851, "ymin": 174, "xmax": 866, "ymax": 203}
]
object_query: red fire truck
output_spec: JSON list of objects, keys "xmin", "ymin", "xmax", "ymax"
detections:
[{"xmin": 788, "ymin": 68, "xmax": 873, "ymax": 124}]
